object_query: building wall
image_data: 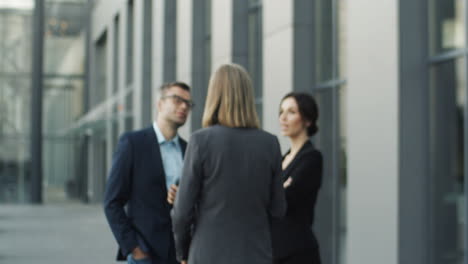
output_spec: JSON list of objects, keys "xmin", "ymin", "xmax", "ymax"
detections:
[
  {"xmin": 346, "ymin": 0, "xmax": 399, "ymax": 263},
  {"xmin": 176, "ymin": 0, "xmax": 193, "ymax": 139},
  {"xmin": 262, "ymin": 1, "xmax": 294, "ymax": 151},
  {"xmin": 82, "ymin": 1, "xmax": 467, "ymax": 264}
]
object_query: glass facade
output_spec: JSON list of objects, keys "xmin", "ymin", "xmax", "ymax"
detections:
[
  {"xmin": 0, "ymin": 6, "xmax": 33, "ymax": 202},
  {"xmin": 43, "ymin": 0, "xmax": 86, "ymax": 203},
  {"xmin": 429, "ymin": 0, "xmax": 465, "ymax": 56},
  {"xmin": 428, "ymin": 1, "xmax": 466, "ymax": 263},
  {"xmin": 312, "ymin": 0, "xmax": 347, "ymax": 263},
  {"xmin": 0, "ymin": 0, "xmax": 87, "ymax": 203},
  {"xmin": 429, "ymin": 58, "xmax": 465, "ymax": 264}
]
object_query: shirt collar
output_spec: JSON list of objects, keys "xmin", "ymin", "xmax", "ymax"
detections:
[{"xmin": 153, "ymin": 122, "xmax": 180, "ymax": 146}]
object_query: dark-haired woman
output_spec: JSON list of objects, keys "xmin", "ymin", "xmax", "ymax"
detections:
[{"xmin": 272, "ymin": 92, "xmax": 323, "ymax": 264}]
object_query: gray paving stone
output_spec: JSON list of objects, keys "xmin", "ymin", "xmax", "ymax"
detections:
[{"xmin": 0, "ymin": 203, "xmax": 119, "ymax": 264}]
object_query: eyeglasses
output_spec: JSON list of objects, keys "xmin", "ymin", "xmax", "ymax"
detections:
[{"xmin": 162, "ymin": 94, "xmax": 195, "ymax": 109}]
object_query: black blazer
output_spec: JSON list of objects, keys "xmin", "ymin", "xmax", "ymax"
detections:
[
  {"xmin": 103, "ymin": 126, "xmax": 187, "ymax": 261},
  {"xmin": 271, "ymin": 141, "xmax": 323, "ymax": 259}
]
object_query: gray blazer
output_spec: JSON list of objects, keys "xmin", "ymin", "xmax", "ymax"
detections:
[{"xmin": 172, "ymin": 125, "xmax": 286, "ymax": 264}]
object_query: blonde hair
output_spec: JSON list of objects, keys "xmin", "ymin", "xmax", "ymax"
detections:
[{"xmin": 202, "ymin": 64, "xmax": 260, "ymax": 128}]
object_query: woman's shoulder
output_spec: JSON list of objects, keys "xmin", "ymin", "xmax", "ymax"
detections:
[
  {"xmin": 250, "ymin": 128, "xmax": 278, "ymax": 140},
  {"xmin": 297, "ymin": 142, "xmax": 323, "ymax": 161},
  {"xmin": 193, "ymin": 125, "xmax": 277, "ymax": 138},
  {"xmin": 188, "ymin": 127, "xmax": 214, "ymax": 144},
  {"xmin": 189, "ymin": 125, "xmax": 231, "ymax": 139}
]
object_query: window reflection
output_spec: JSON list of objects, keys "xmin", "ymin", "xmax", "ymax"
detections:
[
  {"xmin": 0, "ymin": 7, "xmax": 33, "ymax": 203},
  {"xmin": 429, "ymin": 58, "xmax": 465, "ymax": 264},
  {"xmin": 316, "ymin": 0, "xmax": 334, "ymax": 83},
  {"xmin": 429, "ymin": 0, "xmax": 465, "ymax": 55},
  {"xmin": 248, "ymin": 0, "xmax": 262, "ymax": 124}
]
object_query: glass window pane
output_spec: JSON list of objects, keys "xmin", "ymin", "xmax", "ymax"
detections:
[
  {"xmin": 429, "ymin": 58, "xmax": 465, "ymax": 264},
  {"xmin": 0, "ymin": 7, "xmax": 33, "ymax": 203},
  {"xmin": 126, "ymin": 0, "xmax": 134, "ymax": 85},
  {"xmin": 429, "ymin": 0, "xmax": 465, "ymax": 56},
  {"xmin": 205, "ymin": 0, "xmax": 211, "ymax": 78},
  {"xmin": 315, "ymin": 0, "xmax": 334, "ymax": 83},
  {"xmin": 163, "ymin": 0, "xmax": 176, "ymax": 82},
  {"xmin": 113, "ymin": 15, "xmax": 119, "ymax": 94},
  {"xmin": 125, "ymin": 91, "xmax": 133, "ymax": 132},
  {"xmin": 43, "ymin": 0, "xmax": 87, "ymax": 202},
  {"xmin": 313, "ymin": 1, "xmax": 346, "ymax": 263},
  {"xmin": 338, "ymin": 84, "xmax": 347, "ymax": 264},
  {"xmin": 93, "ymin": 32, "xmax": 107, "ymax": 108},
  {"xmin": 112, "ymin": 104, "xmax": 119, "ymax": 148},
  {"xmin": 247, "ymin": 1, "xmax": 262, "ymax": 125},
  {"xmin": 338, "ymin": 0, "xmax": 346, "ymax": 79},
  {"xmin": 313, "ymin": 87, "xmax": 345, "ymax": 264}
]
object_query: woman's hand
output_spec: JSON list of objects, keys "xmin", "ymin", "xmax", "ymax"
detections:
[
  {"xmin": 181, "ymin": 261, "xmax": 187, "ymax": 264},
  {"xmin": 283, "ymin": 177, "xmax": 293, "ymax": 188},
  {"xmin": 167, "ymin": 184, "xmax": 179, "ymax": 204}
]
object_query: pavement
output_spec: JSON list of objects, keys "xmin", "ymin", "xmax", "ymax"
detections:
[{"xmin": 0, "ymin": 202, "xmax": 119, "ymax": 264}]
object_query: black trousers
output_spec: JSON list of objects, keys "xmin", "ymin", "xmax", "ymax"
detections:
[{"xmin": 273, "ymin": 249, "xmax": 321, "ymax": 264}]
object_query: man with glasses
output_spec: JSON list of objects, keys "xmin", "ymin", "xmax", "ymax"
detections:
[{"xmin": 104, "ymin": 82, "xmax": 194, "ymax": 264}]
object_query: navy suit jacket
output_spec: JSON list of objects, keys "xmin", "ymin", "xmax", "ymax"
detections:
[{"xmin": 104, "ymin": 126, "xmax": 187, "ymax": 261}]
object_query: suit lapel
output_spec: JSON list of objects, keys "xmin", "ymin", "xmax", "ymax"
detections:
[
  {"xmin": 145, "ymin": 127, "xmax": 168, "ymax": 193},
  {"xmin": 179, "ymin": 138, "xmax": 187, "ymax": 158},
  {"xmin": 282, "ymin": 141, "xmax": 313, "ymax": 180}
]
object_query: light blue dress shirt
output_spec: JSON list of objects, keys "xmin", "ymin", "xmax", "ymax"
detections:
[{"xmin": 153, "ymin": 122, "xmax": 184, "ymax": 190}]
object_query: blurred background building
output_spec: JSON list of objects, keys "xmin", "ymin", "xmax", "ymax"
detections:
[
  {"xmin": 0, "ymin": 0, "xmax": 86, "ymax": 203},
  {"xmin": 0, "ymin": 0, "xmax": 466, "ymax": 264}
]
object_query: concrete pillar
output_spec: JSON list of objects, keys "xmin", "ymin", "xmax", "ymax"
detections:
[
  {"xmin": 346, "ymin": 0, "xmax": 399, "ymax": 263},
  {"xmin": 262, "ymin": 1, "xmax": 294, "ymax": 150},
  {"xmin": 176, "ymin": 0, "xmax": 193, "ymax": 139}
]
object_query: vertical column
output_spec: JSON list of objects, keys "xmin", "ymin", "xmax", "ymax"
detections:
[
  {"xmin": 399, "ymin": 1, "xmax": 430, "ymax": 264},
  {"xmin": 176, "ymin": 0, "xmax": 193, "ymax": 138},
  {"xmin": 84, "ymin": 0, "xmax": 92, "ymax": 115},
  {"xmin": 81, "ymin": 0, "xmax": 92, "ymax": 202},
  {"xmin": 232, "ymin": 0, "xmax": 248, "ymax": 68},
  {"xmin": 125, "ymin": 0, "xmax": 134, "ymax": 131},
  {"xmin": 30, "ymin": 0, "xmax": 45, "ymax": 204},
  {"xmin": 87, "ymin": 130, "xmax": 94, "ymax": 201},
  {"xmin": 152, "ymin": 0, "xmax": 165, "ymax": 120},
  {"xmin": 211, "ymin": 0, "xmax": 248, "ymax": 71},
  {"xmin": 293, "ymin": 0, "xmax": 314, "ymax": 93},
  {"xmin": 191, "ymin": 0, "xmax": 210, "ymax": 131},
  {"xmin": 465, "ymin": 2, "xmax": 468, "ymax": 263},
  {"xmin": 105, "ymin": 21, "xmax": 114, "ymax": 176},
  {"xmin": 211, "ymin": 0, "xmax": 233, "ymax": 70},
  {"xmin": 141, "ymin": 0, "xmax": 152, "ymax": 126},
  {"xmin": 132, "ymin": 0, "xmax": 144, "ymax": 129},
  {"xmin": 346, "ymin": 0, "xmax": 399, "ymax": 263},
  {"xmin": 262, "ymin": 1, "xmax": 294, "ymax": 150},
  {"xmin": 163, "ymin": 0, "xmax": 177, "ymax": 82},
  {"xmin": 118, "ymin": 4, "xmax": 127, "ymax": 134}
]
